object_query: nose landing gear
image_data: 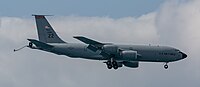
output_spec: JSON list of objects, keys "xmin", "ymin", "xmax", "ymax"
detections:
[{"xmin": 164, "ymin": 63, "xmax": 168, "ymax": 69}]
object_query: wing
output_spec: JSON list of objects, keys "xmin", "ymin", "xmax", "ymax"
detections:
[
  {"xmin": 73, "ymin": 36, "xmax": 104, "ymax": 46},
  {"xmin": 73, "ymin": 36, "xmax": 111, "ymax": 58}
]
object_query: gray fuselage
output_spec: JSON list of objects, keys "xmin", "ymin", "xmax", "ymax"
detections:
[{"xmin": 46, "ymin": 43, "xmax": 185, "ymax": 63}]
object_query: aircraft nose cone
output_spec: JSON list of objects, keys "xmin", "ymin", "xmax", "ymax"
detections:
[{"xmin": 180, "ymin": 52, "xmax": 187, "ymax": 59}]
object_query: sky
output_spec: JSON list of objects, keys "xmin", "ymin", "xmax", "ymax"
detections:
[
  {"xmin": 0, "ymin": 0, "xmax": 200, "ymax": 87},
  {"xmin": 0, "ymin": 0, "xmax": 163, "ymax": 18}
]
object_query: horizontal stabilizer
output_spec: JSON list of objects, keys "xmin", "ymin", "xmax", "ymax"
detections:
[{"xmin": 27, "ymin": 39, "xmax": 53, "ymax": 49}]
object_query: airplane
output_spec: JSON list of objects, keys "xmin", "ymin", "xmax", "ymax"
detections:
[{"xmin": 14, "ymin": 15, "xmax": 187, "ymax": 70}]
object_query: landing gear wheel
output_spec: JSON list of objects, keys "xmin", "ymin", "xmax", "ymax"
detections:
[
  {"xmin": 113, "ymin": 65, "xmax": 118, "ymax": 70},
  {"xmin": 107, "ymin": 60, "xmax": 111, "ymax": 65},
  {"xmin": 106, "ymin": 61, "xmax": 112, "ymax": 69},
  {"xmin": 29, "ymin": 42, "xmax": 33, "ymax": 48},
  {"xmin": 164, "ymin": 64, "xmax": 168, "ymax": 69},
  {"xmin": 112, "ymin": 61, "xmax": 118, "ymax": 70},
  {"xmin": 106, "ymin": 60, "xmax": 119, "ymax": 70},
  {"xmin": 107, "ymin": 65, "xmax": 112, "ymax": 69},
  {"xmin": 112, "ymin": 61, "xmax": 117, "ymax": 66}
]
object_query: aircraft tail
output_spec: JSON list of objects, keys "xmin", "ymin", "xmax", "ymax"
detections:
[{"xmin": 33, "ymin": 15, "xmax": 65, "ymax": 43}]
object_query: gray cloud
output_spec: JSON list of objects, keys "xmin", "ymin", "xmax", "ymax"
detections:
[{"xmin": 0, "ymin": 0, "xmax": 199, "ymax": 87}]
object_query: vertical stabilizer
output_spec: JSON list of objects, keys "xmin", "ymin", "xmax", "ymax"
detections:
[{"xmin": 33, "ymin": 15, "xmax": 65, "ymax": 43}]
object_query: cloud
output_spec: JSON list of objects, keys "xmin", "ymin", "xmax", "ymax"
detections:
[
  {"xmin": 156, "ymin": 0, "xmax": 200, "ymax": 81},
  {"xmin": 44, "ymin": 13, "xmax": 158, "ymax": 44},
  {"xmin": 0, "ymin": 0, "xmax": 199, "ymax": 87}
]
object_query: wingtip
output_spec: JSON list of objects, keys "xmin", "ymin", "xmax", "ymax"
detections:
[
  {"xmin": 73, "ymin": 36, "xmax": 78, "ymax": 38},
  {"xmin": 73, "ymin": 36, "xmax": 83, "ymax": 38}
]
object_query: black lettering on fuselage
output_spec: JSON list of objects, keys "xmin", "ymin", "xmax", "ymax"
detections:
[{"xmin": 159, "ymin": 52, "xmax": 176, "ymax": 56}]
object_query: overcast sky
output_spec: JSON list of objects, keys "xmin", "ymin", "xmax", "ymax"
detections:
[{"xmin": 0, "ymin": 0, "xmax": 200, "ymax": 87}]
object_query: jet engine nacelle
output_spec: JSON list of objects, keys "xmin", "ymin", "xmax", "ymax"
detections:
[
  {"xmin": 121, "ymin": 50, "xmax": 137, "ymax": 61},
  {"xmin": 117, "ymin": 62, "xmax": 123, "ymax": 67},
  {"xmin": 123, "ymin": 61, "xmax": 139, "ymax": 68},
  {"xmin": 103, "ymin": 45, "xmax": 118, "ymax": 55}
]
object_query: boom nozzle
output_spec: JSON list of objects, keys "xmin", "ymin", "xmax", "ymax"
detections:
[{"xmin": 14, "ymin": 45, "xmax": 28, "ymax": 52}]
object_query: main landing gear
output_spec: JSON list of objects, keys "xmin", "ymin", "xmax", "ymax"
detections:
[
  {"xmin": 106, "ymin": 59, "xmax": 118, "ymax": 70},
  {"xmin": 164, "ymin": 63, "xmax": 168, "ymax": 69}
]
